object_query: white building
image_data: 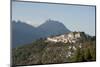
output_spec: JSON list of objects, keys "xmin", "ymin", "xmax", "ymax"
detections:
[
  {"xmin": 47, "ymin": 37, "xmax": 58, "ymax": 42},
  {"xmin": 46, "ymin": 32, "xmax": 84, "ymax": 44}
]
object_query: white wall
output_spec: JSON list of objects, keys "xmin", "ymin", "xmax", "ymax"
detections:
[{"xmin": 0, "ymin": 0, "xmax": 99, "ymax": 67}]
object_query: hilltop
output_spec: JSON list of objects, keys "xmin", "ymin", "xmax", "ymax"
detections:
[
  {"xmin": 46, "ymin": 32, "xmax": 88, "ymax": 44},
  {"xmin": 12, "ymin": 31, "xmax": 96, "ymax": 66}
]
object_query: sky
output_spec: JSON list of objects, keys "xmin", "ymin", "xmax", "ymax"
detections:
[{"xmin": 12, "ymin": 1, "xmax": 96, "ymax": 36}]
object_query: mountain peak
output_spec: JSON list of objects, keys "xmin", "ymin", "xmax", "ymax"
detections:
[
  {"xmin": 38, "ymin": 19, "xmax": 70, "ymax": 36},
  {"xmin": 12, "ymin": 19, "xmax": 70, "ymax": 47},
  {"xmin": 46, "ymin": 19, "xmax": 61, "ymax": 23},
  {"xmin": 44, "ymin": 19, "xmax": 64, "ymax": 26}
]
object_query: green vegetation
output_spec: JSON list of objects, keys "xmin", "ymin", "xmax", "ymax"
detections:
[
  {"xmin": 12, "ymin": 37, "xmax": 96, "ymax": 66},
  {"xmin": 71, "ymin": 41, "xmax": 96, "ymax": 62}
]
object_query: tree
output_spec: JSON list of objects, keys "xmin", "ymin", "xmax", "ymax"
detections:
[
  {"xmin": 73, "ymin": 47, "xmax": 85, "ymax": 62},
  {"xmin": 84, "ymin": 48, "xmax": 92, "ymax": 61}
]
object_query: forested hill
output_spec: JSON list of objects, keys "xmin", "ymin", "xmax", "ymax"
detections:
[{"xmin": 12, "ymin": 34, "xmax": 96, "ymax": 66}]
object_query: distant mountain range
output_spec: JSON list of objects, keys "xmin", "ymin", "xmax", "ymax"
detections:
[{"xmin": 12, "ymin": 19, "xmax": 70, "ymax": 47}]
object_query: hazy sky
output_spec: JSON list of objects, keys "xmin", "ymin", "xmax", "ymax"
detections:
[{"xmin": 12, "ymin": 1, "xmax": 96, "ymax": 36}]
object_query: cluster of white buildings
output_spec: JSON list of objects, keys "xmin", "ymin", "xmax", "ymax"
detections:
[
  {"xmin": 46, "ymin": 32, "xmax": 85, "ymax": 58},
  {"xmin": 46, "ymin": 32, "xmax": 84, "ymax": 44}
]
